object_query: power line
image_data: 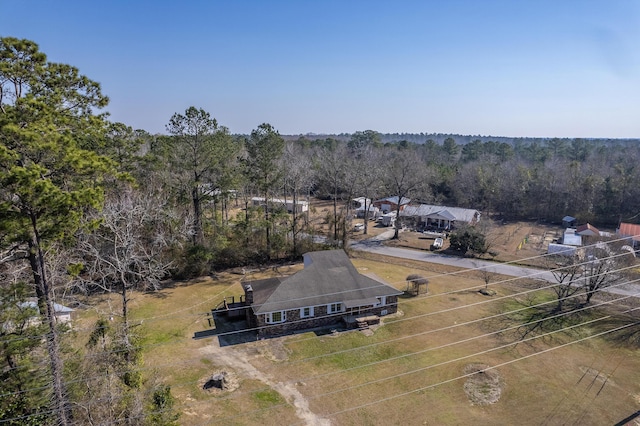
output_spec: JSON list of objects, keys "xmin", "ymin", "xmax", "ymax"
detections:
[
  {"xmin": 2, "ymin": 250, "xmax": 637, "ymax": 384},
  {"xmin": 24, "ymin": 282, "xmax": 639, "ymax": 406},
  {"xmin": 1, "ymin": 235, "xmax": 635, "ymax": 346},
  {"xmin": 312, "ymin": 320, "xmax": 640, "ymax": 424},
  {"xmin": 2, "ymin": 240, "xmax": 626, "ymax": 422},
  {"xmin": 163, "ymin": 289, "xmax": 640, "ymax": 410},
  {"xmin": 3, "ymin": 285, "xmax": 639, "ymax": 425},
  {"xmin": 5, "ymin": 246, "xmax": 640, "ymax": 390},
  {"xmin": 202, "ymin": 313, "xmax": 640, "ymax": 426}
]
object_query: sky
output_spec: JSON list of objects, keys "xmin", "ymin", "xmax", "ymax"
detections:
[{"xmin": 2, "ymin": 0, "xmax": 640, "ymax": 138}]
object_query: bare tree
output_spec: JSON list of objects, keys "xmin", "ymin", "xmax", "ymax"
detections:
[
  {"xmin": 547, "ymin": 256, "xmax": 583, "ymax": 311},
  {"xmin": 383, "ymin": 148, "xmax": 427, "ymax": 239},
  {"xmin": 283, "ymin": 143, "xmax": 314, "ymax": 256},
  {"xmin": 78, "ymin": 187, "xmax": 172, "ymax": 360},
  {"xmin": 315, "ymin": 144, "xmax": 348, "ymax": 244},
  {"xmin": 472, "ymin": 261, "xmax": 495, "ymax": 294},
  {"xmin": 354, "ymin": 147, "xmax": 384, "ymax": 235},
  {"xmin": 581, "ymin": 244, "xmax": 631, "ymax": 304}
]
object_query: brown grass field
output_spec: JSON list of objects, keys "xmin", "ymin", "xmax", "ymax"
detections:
[{"xmin": 73, "ymin": 247, "xmax": 640, "ymax": 426}]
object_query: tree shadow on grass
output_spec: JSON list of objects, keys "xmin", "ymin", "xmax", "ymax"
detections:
[
  {"xmin": 489, "ymin": 298, "xmax": 597, "ymax": 346},
  {"xmin": 144, "ymin": 290, "xmax": 170, "ymax": 299},
  {"xmin": 592, "ymin": 314, "xmax": 640, "ymax": 349}
]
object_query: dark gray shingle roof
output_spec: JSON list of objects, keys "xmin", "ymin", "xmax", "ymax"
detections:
[{"xmin": 249, "ymin": 250, "xmax": 401, "ymax": 314}]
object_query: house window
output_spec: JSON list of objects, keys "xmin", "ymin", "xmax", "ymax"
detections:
[
  {"xmin": 265, "ymin": 311, "xmax": 286, "ymax": 324},
  {"xmin": 300, "ymin": 307, "xmax": 314, "ymax": 318},
  {"xmin": 327, "ymin": 303, "xmax": 342, "ymax": 314}
]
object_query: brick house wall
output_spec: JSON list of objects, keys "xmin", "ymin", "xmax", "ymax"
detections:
[{"xmin": 254, "ymin": 296, "xmax": 399, "ymax": 337}]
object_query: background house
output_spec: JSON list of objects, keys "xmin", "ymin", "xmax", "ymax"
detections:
[
  {"xmin": 243, "ymin": 250, "xmax": 402, "ymax": 336},
  {"xmin": 19, "ymin": 299, "xmax": 75, "ymax": 325},
  {"xmin": 251, "ymin": 196, "xmax": 309, "ymax": 214},
  {"xmin": 401, "ymin": 204, "xmax": 480, "ymax": 230},
  {"xmin": 352, "ymin": 197, "xmax": 380, "ymax": 219},
  {"xmin": 373, "ymin": 196, "xmax": 411, "ymax": 213}
]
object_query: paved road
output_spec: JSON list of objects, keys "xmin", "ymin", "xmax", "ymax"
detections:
[{"xmin": 350, "ymin": 233, "xmax": 640, "ymax": 298}]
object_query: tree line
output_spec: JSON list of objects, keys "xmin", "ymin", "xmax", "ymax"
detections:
[{"xmin": 2, "ymin": 36, "xmax": 640, "ymax": 424}]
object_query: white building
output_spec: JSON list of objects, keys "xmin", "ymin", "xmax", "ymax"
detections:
[
  {"xmin": 352, "ymin": 197, "xmax": 380, "ymax": 219},
  {"xmin": 251, "ymin": 197, "xmax": 309, "ymax": 214},
  {"xmin": 401, "ymin": 204, "xmax": 480, "ymax": 230},
  {"xmin": 19, "ymin": 300, "xmax": 74, "ymax": 324}
]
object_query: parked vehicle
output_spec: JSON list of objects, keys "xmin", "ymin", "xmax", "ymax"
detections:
[
  {"xmin": 431, "ymin": 237, "xmax": 444, "ymax": 250},
  {"xmin": 353, "ymin": 223, "xmax": 365, "ymax": 231}
]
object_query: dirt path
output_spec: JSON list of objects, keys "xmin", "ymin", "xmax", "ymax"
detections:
[{"xmin": 199, "ymin": 342, "xmax": 331, "ymax": 426}]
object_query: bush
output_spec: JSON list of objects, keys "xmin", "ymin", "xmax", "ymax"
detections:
[
  {"xmin": 449, "ymin": 226, "xmax": 487, "ymax": 255},
  {"xmin": 175, "ymin": 244, "xmax": 213, "ymax": 278}
]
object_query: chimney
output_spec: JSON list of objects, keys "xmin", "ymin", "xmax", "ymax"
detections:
[{"xmin": 244, "ymin": 284, "xmax": 253, "ymax": 305}]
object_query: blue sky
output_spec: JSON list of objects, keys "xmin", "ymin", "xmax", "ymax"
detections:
[{"xmin": 2, "ymin": 0, "xmax": 639, "ymax": 137}]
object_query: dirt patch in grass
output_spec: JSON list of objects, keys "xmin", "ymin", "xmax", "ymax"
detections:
[
  {"xmin": 463, "ymin": 363, "xmax": 503, "ymax": 405},
  {"xmin": 257, "ymin": 339, "xmax": 291, "ymax": 362}
]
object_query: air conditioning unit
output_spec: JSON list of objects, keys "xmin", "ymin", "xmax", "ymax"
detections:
[{"xmin": 380, "ymin": 309, "xmax": 388, "ymax": 316}]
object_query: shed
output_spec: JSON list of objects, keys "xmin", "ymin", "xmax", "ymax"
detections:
[
  {"xmin": 562, "ymin": 216, "xmax": 577, "ymax": 227},
  {"xmin": 562, "ymin": 228, "xmax": 582, "ymax": 246},
  {"xmin": 576, "ymin": 223, "xmax": 600, "ymax": 237}
]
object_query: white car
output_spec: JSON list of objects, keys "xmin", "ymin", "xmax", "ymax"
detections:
[
  {"xmin": 353, "ymin": 223, "xmax": 365, "ymax": 231},
  {"xmin": 432, "ymin": 237, "xmax": 444, "ymax": 249}
]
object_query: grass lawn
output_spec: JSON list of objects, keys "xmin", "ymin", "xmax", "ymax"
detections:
[{"xmin": 72, "ymin": 254, "xmax": 640, "ymax": 425}]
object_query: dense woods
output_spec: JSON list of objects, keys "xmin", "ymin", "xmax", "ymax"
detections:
[{"xmin": 2, "ymin": 36, "xmax": 640, "ymax": 424}]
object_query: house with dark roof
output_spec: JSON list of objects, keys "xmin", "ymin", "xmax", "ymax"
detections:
[{"xmin": 243, "ymin": 250, "xmax": 402, "ymax": 336}]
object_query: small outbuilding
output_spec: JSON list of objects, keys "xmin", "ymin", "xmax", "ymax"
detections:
[
  {"xmin": 576, "ymin": 223, "xmax": 600, "ymax": 237},
  {"xmin": 562, "ymin": 216, "xmax": 577, "ymax": 228},
  {"xmin": 562, "ymin": 228, "xmax": 582, "ymax": 246}
]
